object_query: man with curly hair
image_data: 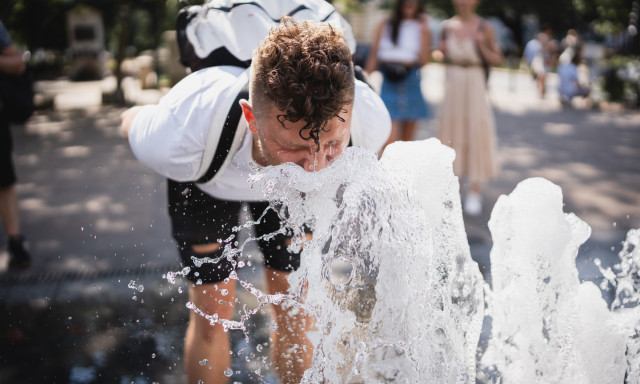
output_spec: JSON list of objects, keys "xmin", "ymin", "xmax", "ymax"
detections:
[{"xmin": 121, "ymin": 18, "xmax": 390, "ymax": 383}]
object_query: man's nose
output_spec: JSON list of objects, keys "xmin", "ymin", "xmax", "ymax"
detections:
[{"xmin": 303, "ymin": 147, "xmax": 332, "ymax": 172}]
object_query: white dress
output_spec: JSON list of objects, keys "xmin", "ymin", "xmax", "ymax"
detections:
[{"xmin": 437, "ymin": 31, "xmax": 497, "ymax": 183}]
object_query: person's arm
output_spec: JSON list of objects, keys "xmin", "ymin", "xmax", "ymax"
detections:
[
  {"xmin": 418, "ymin": 15, "xmax": 431, "ymax": 67},
  {"xmin": 437, "ymin": 20, "xmax": 449, "ymax": 56},
  {"xmin": 123, "ymin": 69, "xmax": 232, "ymax": 182},
  {"xmin": 364, "ymin": 21, "xmax": 385, "ymax": 74},
  {"xmin": 0, "ymin": 42, "xmax": 25, "ymax": 75},
  {"xmin": 120, "ymin": 106, "xmax": 144, "ymax": 138},
  {"xmin": 476, "ymin": 21, "xmax": 502, "ymax": 67}
]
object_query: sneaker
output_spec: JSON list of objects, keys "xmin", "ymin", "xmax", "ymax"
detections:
[
  {"xmin": 464, "ymin": 192, "xmax": 482, "ymax": 216},
  {"xmin": 8, "ymin": 235, "xmax": 31, "ymax": 270}
]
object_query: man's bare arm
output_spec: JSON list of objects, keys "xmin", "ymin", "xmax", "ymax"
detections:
[
  {"xmin": 0, "ymin": 45, "xmax": 25, "ymax": 75},
  {"xmin": 119, "ymin": 106, "xmax": 144, "ymax": 138}
]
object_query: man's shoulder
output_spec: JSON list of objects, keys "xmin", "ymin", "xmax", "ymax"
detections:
[
  {"xmin": 352, "ymin": 79, "xmax": 391, "ymax": 152},
  {"xmin": 162, "ymin": 66, "xmax": 247, "ymax": 110}
]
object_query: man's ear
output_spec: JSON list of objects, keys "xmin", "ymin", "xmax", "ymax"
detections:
[{"xmin": 240, "ymin": 99, "xmax": 257, "ymax": 133}]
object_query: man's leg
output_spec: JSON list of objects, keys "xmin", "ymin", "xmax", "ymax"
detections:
[
  {"xmin": 0, "ymin": 184, "xmax": 20, "ymax": 235},
  {"xmin": 400, "ymin": 120, "xmax": 417, "ymax": 142},
  {"xmin": 167, "ymin": 180, "xmax": 243, "ymax": 383},
  {"xmin": 184, "ymin": 242, "xmax": 237, "ymax": 383},
  {"xmin": 0, "ymin": 123, "xmax": 22, "ymax": 237},
  {"xmin": 0, "ymin": 162, "xmax": 31, "ymax": 269},
  {"xmin": 382, "ymin": 120, "xmax": 401, "ymax": 150},
  {"xmin": 265, "ymin": 266, "xmax": 314, "ymax": 384}
]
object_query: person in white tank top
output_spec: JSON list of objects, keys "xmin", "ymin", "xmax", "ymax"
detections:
[{"xmin": 366, "ymin": 0, "xmax": 431, "ymax": 151}]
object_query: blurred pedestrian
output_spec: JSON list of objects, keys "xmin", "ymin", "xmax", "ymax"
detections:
[
  {"xmin": 120, "ymin": 12, "xmax": 391, "ymax": 384},
  {"xmin": 558, "ymin": 29, "xmax": 581, "ymax": 66},
  {"xmin": 558, "ymin": 49, "xmax": 590, "ymax": 108},
  {"xmin": 0, "ymin": 20, "xmax": 31, "ymax": 269},
  {"xmin": 523, "ymin": 26, "xmax": 557, "ymax": 98},
  {"xmin": 436, "ymin": 0, "xmax": 502, "ymax": 216},
  {"xmin": 365, "ymin": 0, "xmax": 431, "ymax": 149}
]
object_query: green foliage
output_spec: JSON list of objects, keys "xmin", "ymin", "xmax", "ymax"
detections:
[
  {"xmin": 600, "ymin": 55, "xmax": 639, "ymax": 103},
  {"xmin": 427, "ymin": 0, "xmax": 634, "ymax": 46},
  {"xmin": 0, "ymin": 0, "xmax": 176, "ymax": 53},
  {"xmin": 574, "ymin": 0, "xmax": 634, "ymax": 34}
]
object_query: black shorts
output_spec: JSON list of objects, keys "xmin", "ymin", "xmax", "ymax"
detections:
[
  {"xmin": 167, "ymin": 179, "xmax": 300, "ymax": 284},
  {"xmin": 0, "ymin": 118, "xmax": 17, "ymax": 188}
]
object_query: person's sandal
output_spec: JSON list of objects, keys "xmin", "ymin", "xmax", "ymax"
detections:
[{"xmin": 8, "ymin": 235, "xmax": 32, "ymax": 270}]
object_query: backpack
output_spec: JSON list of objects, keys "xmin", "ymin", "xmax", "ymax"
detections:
[{"xmin": 175, "ymin": 0, "xmax": 357, "ymax": 185}]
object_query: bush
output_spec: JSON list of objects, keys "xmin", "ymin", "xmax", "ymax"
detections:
[{"xmin": 600, "ymin": 55, "xmax": 639, "ymax": 106}]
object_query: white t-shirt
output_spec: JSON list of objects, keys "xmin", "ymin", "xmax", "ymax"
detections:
[
  {"xmin": 128, "ymin": 65, "xmax": 391, "ymax": 202},
  {"xmin": 376, "ymin": 19, "xmax": 423, "ymax": 64}
]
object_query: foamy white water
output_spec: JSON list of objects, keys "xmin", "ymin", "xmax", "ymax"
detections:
[
  {"xmin": 172, "ymin": 138, "xmax": 638, "ymax": 383},
  {"xmin": 252, "ymin": 139, "xmax": 485, "ymax": 383},
  {"xmin": 481, "ymin": 178, "xmax": 629, "ymax": 383}
]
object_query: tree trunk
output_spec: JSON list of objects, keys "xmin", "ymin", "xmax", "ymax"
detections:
[{"xmin": 113, "ymin": 2, "xmax": 130, "ymax": 105}]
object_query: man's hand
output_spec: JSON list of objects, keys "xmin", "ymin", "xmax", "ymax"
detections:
[
  {"xmin": 119, "ymin": 106, "xmax": 143, "ymax": 138},
  {"xmin": 0, "ymin": 45, "xmax": 26, "ymax": 75}
]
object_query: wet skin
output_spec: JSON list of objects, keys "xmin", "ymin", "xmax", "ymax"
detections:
[{"xmin": 240, "ymin": 100, "xmax": 353, "ymax": 172}]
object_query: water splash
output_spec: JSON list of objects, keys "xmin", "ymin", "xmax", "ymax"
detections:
[
  {"xmin": 154, "ymin": 138, "xmax": 637, "ymax": 383},
  {"xmin": 480, "ymin": 178, "xmax": 632, "ymax": 384},
  {"xmin": 597, "ymin": 229, "xmax": 640, "ymax": 382},
  {"xmin": 251, "ymin": 139, "xmax": 484, "ymax": 383}
]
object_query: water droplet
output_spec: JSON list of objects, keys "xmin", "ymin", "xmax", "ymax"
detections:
[
  {"xmin": 237, "ymin": 261, "xmax": 245, "ymax": 268},
  {"xmin": 199, "ymin": 358, "xmax": 208, "ymax": 366},
  {"xmin": 151, "ymin": 353, "xmax": 156, "ymax": 359},
  {"xmin": 224, "ymin": 367, "xmax": 233, "ymax": 377},
  {"xmin": 256, "ymin": 344, "xmax": 263, "ymax": 352},
  {"xmin": 220, "ymin": 289, "xmax": 229, "ymax": 296}
]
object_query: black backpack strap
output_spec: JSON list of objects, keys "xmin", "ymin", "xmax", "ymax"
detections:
[{"xmin": 196, "ymin": 82, "xmax": 249, "ymax": 184}]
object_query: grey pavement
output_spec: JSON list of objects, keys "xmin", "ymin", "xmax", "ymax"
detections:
[{"xmin": 1, "ymin": 65, "xmax": 639, "ymax": 383}]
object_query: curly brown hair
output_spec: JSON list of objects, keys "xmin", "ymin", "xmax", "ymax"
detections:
[{"xmin": 250, "ymin": 17, "xmax": 355, "ymax": 150}]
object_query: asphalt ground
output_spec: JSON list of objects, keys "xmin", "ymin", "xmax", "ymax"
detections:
[{"xmin": 1, "ymin": 65, "xmax": 638, "ymax": 383}]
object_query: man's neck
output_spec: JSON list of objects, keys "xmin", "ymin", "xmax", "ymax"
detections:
[{"xmin": 251, "ymin": 131, "xmax": 268, "ymax": 167}]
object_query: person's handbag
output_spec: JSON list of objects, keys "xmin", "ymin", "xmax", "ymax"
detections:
[
  {"xmin": 381, "ymin": 62, "xmax": 410, "ymax": 83},
  {"xmin": 0, "ymin": 69, "xmax": 35, "ymax": 124},
  {"xmin": 475, "ymin": 20, "xmax": 491, "ymax": 83}
]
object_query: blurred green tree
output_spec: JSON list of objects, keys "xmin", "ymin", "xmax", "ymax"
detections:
[{"xmin": 415, "ymin": 0, "xmax": 634, "ymax": 49}]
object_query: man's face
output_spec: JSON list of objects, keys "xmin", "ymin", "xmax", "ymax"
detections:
[{"xmin": 241, "ymin": 101, "xmax": 352, "ymax": 172}]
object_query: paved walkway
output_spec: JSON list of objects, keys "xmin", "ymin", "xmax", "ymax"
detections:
[{"xmin": 1, "ymin": 65, "xmax": 639, "ymax": 383}]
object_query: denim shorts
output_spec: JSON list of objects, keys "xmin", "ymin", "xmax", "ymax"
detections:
[
  {"xmin": 380, "ymin": 67, "xmax": 430, "ymax": 121},
  {"xmin": 0, "ymin": 118, "xmax": 17, "ymax": 188}
]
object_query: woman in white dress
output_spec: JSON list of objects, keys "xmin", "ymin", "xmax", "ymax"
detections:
[{"xmin": 437, "ymin": 0, "xmax": 502, "ymax": 216}]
